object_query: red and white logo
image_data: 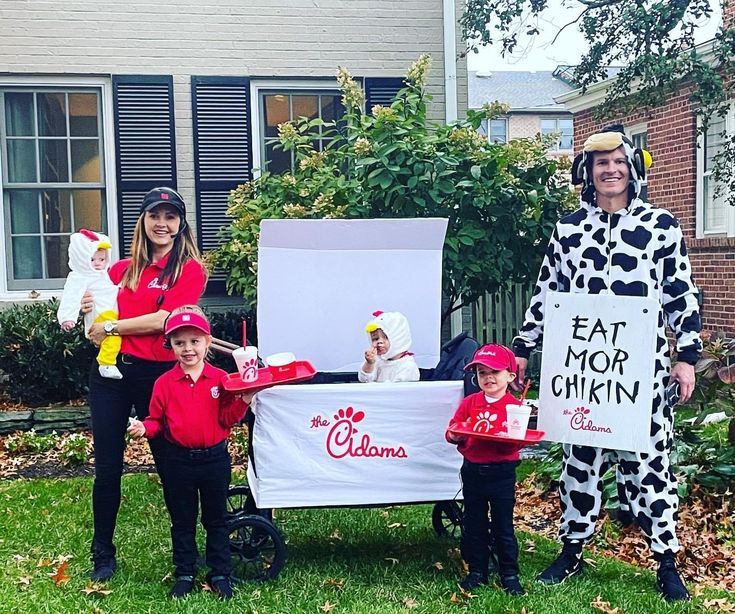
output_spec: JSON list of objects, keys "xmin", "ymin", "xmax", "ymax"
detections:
[
  {"xmin": 160, "ymin": 192, "xmax": 169, "ymax": 200},
  {"xmin": 565, "ymin": 406, "xmax": 612, "ymax": 434},
  {"xmin": 316, "ymin": 406, "xmax": 408, "ymax": 460},
  {"xmin": 472, "ymin": 410, "xmax": 498, "ymax": 433},
  {"xmin": 211, "ymin": 386, "xmax": 220, "ymax": 399}
]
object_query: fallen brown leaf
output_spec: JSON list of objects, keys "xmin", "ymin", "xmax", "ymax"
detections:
[
  {"xmin": 81, "ymin": 583, "xmax": 113, "ymax": 596},
  {"xmin": 402, "ymin": 597, "xmax": 419, "ymax": 609},
  {"xmin": 49, "ymin": 561, "xmax": 71, "ymax": 587},
  {"xmin": 16, "ymin": 576, "xmax": 31, "ymax": 590},
  {"xmin": 319, "ymin": 601, "xmax": 337, "ymax": 612},
  {"xmin": 323, "ymin": 578, "xmax": 345, "ymax": 591},
  {"xmin": 432, "ymin": 561, "xmax": 444, "ymax": 571},
  {"xmin": 590, "ymin": 595, "xmax": 621, "ymax": 614}
]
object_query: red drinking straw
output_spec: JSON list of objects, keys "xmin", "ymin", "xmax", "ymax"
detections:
[
  {"xmin": 242, "ymin": 321, "xmax": 247, "ymax": 347},
  {"xmin": 520, "ymin": 379, "xmax": 531, "ymax": 403}
]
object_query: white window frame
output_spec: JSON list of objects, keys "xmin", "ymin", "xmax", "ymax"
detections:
[
  {"xmin": 540, "ymin": 115, "xmax": 574, "ymax": 152},
  {"xmin": 696, "ymin": 108, "xmax": 735, "ymax": 238},
  {"xmin": 488, "ymin": 117, "xmax": 508, "ymax": 144},
  {"xmin": 0, "ymin": 75, "xmax": 118, "ymax": 300},
  {"xmin": 250, "ymin": 79, "xmax": 341, "ymax": 178}
]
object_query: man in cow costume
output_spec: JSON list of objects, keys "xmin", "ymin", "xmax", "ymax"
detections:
[{"xmin": 513, "ymin": 125, "xmax": 701, "ymax": 602}]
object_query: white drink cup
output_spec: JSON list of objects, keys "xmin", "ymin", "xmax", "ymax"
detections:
[
  {"xmin": 232, "ymin": 345, "xmax": 259, "ymax": 382},
  {"xmin": 506, "ymin": 403, "xmax": 532, "ymax": 439}
]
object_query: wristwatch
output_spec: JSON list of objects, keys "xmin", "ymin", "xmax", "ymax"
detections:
[{"xmin": 103, "ymin": 321, "xmax": 120, "ymax": 336}]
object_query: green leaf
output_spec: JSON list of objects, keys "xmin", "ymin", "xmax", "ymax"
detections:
[{"xmin": 470, "ymin": 165, "xmax": 481, "ymax": 180}]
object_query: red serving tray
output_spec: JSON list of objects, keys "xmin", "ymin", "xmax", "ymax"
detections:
[
  {"xmin": 221, "ymin": 360, "xmax": 317, "ymax": 393},
  {"xmin": 448, "ymin": 426, "xmax": 545, "ymax": 445}
]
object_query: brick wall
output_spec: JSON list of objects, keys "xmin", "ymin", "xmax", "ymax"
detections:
[{"xmin": 573, "ymin": 83, "xmax": 735, "ymax": 335}]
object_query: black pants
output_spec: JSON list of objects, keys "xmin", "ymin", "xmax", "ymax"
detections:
[
  {"xmin": 460, "ymin": 459, "xmax": 519, "ymax": 577},
  {"xmin": 88, "ymin": 355, "xmax": 174, "ymax": 555},
  {"xmin": 163, "ymin": 440, "xmax": 232, "ymax": 577}
]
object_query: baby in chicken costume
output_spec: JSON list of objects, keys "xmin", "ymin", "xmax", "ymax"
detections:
[
  {"xmin": 358, "ymin": 310, "xmax": 420, "ymax": 382},
  {"xmin": 57, "ymin": 229, "xmax": 122, "ymax": 380}
]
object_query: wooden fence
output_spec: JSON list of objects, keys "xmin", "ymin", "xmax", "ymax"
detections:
[{"xmin": 472, "ymin": 283, "xmax": 535, "ymax": 345}]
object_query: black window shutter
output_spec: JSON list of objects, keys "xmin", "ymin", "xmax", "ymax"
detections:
[
  {"xmin": 364, "ymin": 77, "xmax": 405, "ymax": 112},
  {"xmin": 112, "ymin": 75, "xmax": 177, "ymax": 252},
  {"xmin": 191, "ymin": 76, "xmax": 253, "ymax": 294}
]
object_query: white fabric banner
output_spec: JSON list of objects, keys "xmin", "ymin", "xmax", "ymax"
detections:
[
  {"xmin": 538, "ymin": 292, "xmax": 657, "ymax": 453},
  {"xmin": 256, "ymin": 218, "xmax": 448, "ymax": 372},
  {"xmin": 248, "ymin": 381, "xmax": 465, "ymax": 508}
]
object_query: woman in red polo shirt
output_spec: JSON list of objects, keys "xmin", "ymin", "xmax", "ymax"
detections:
[{"xmin": 82, "ymin": 187, "xmax": 207, "ymax": 582}]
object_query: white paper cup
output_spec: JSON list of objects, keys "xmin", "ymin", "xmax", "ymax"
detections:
[
  {"xmin": 506, "ymin": 403, "xmax": 532, "ymax": 439},
  {"xmin": 233, "ymin": 345, "xmax": 259, "ymax": 382}
]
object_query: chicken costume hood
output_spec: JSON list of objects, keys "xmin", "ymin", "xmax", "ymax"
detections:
[
  {"xmin": 68, "ymin": 229, "xmax": 112, "ymax": 273},
  {"xmin": 364, "ymin": 310, "xmax": 412, "ymax": 359}
]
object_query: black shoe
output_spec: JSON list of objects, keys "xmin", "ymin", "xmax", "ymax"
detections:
[
  {"xmin": 656, "ymin": 558, "xmax": 690, "ymax": 602},
  {"xmin": 537, "ymin": 547, "xmax": 585, "ymax": 584},
  {"xmin": 500, "ymin": 574, "xmax": 525, "ymax": 596},
  {"xmin": 208, "ymin": 575, "xmax": 234, "ymax": 600},
  {"xmin": 459, "ymin": 570, "xmax": 488, "ymax": 591},
  {"xmin": 170, "ymin": 575, "xmax": 195, "ymax": 598},
  {"xmin": 90, "ymin": 554, "xmax": 117, "ymax": 582}
]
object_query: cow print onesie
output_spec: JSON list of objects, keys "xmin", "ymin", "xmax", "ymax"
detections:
[{"xmin": 513, "ymin": 197, "xmax": 701, "ymax": 555}]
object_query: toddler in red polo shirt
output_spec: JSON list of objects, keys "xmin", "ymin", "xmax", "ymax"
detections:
[
  {"xmin": 445, "ymin": 344, "xmax": 526, "ymax": 596},
  {"xmin": 128, "ymin": 306, "xmax": 254, "ymax": 600}
]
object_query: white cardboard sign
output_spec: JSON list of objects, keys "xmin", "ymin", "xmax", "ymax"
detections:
[
  {"xmin": 538, "ymin": 292, "xmax": 657, "ymax": 453},
  {"xmin": 247, "ymin": 381, "xmax": 464, "ymax": 508},
  {"xmin": 256, "ymin": 218, "xmax": 448, "ymax": 372}
]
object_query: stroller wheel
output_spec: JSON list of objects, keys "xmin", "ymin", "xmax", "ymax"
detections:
[
  {"xmin": 432, "ymin": 500, "xmax": 464, "ymax": 539},
  {"xmin": 227, "ymin": 485, "xmax": 255, "ymax": 520},
  {"xmin": 228, "ymin": 514, "xmax": 287, "ymax": 582}
]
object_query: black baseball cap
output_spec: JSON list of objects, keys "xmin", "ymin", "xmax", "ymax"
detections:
[{"xmin": 140, "ymin": 187, "xmax": 186, "ymax": 216}]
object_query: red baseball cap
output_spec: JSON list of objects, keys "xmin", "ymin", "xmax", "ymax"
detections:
[
  {"xmin": 164, "ymin": 311, "xmax": 211, "ymax": 336},
  {"xmin": 465, "ymin": 344, "xmax": 517, "ymax": 373}
]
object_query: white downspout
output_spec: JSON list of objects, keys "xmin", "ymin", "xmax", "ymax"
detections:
[{"xmin": 444, "ymin": 0, "xmax": 462, "ymax": 336}]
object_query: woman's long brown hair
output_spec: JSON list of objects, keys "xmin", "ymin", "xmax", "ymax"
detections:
[{"xmin": 120, "ymin": 213, "xmax": 206, "ymax": 292}]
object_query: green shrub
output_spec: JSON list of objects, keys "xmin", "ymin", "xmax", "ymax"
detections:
[
  {"xmin": 0, "ymin": 299, "xmax": 96, "ymax": 406},
  {"xmin": 58, "ymin": 433, "xmax": 89, "ymax": 468},
  {"xmin": 4, "ymin": 429, "xmax": 59, "ymax": 454}
]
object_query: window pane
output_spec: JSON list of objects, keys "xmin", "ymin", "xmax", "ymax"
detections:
[
  {"xmin": 37, "ymin": 92, "xmax": 67, "ymax": 136},
  {"xmin": 540, "ymin": 119, "xmax": 557, "ymax": 133},
  {"xmin": 263, "ymin": 94, "xmax": 290, "ymax": 138},
  {"xmin": 4, "ymin": 92, "xmax": 35, "ymax": 136},
  {"xmin": 490, "ymin": 119, "xmax": 507, "ymax": 143},
  {"xmin": 559, "ymin": 119, "xmax": 573, "ymax": 149},
  {"xmin": 42, "ymin": 190, "xmax": 72, "ymax": 233},
  {"xmin": 12, "ymin": 236, "xmax": 42, "ymax": 279},
  {"xmin": 703, "ymin": 176, "xmax": 726, "ymax": 233},
  {"xmin": 39, "ymin": 139, "xmax": 69, "ymax": 182},
  {"xmin": 632, "ymin": 132, "xmax": 648, "ymax": 151},
  {"xmin": 6, "ymin": 139, "xmax": 37, "ymax": 182},
  {"xmin": 73, "ymin": 189, "xmax": 105, "ymax": 231},
  {"xmin": 7, "ymin": 190, "xmax": 40, "ymax": 233},
  {"xmin": 292, "ymin": 95, "xmax": 318, "ymax": 121},
  {"xmin": 265, "ymin": 140, "xmax": 291, "ymax": 174},
  {"xmin": 478, "ymin": 119, "xmax": 488, "ymax": 137},
  {"xmin": 45, "ymin": 235, "xmax": 70, "ymax": 278},
  {"xmin": 320, "ymin": 95, "xmax": 343, "ymax": 124},
  {"xmin": 705, "ymin": 117, "xmax": 725, "ymax": 171},
  {"xmin": 71, "ymin": 139, "xmax": 100, "ymax": 182},
  {"xmin": 69, "ymin": 93, "xmax": 98, "ymax": 136}
]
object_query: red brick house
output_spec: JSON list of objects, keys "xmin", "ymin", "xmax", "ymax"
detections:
[{"xmin": 556, "ymin": 11, "xmax": 735, "ymax": 335}]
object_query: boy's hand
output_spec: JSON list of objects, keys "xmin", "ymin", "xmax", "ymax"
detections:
[
  {"xmin": 236, "ymin": 391, "xmax": 256, "ymax": 405},
  {"xmin": 364, "ymin": 347, "xmax": 377, "ymax": 364},
  {"xmin": 127, "ymin": 418, "xmax": 146, "ymax": 438},
  {"xmin": 61, "ymin": 320, "xmax": 76, "ymax": 332}
]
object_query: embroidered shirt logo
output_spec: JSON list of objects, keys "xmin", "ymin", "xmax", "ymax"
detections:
[{"xmin": 211, "ymin": 386, "xmax": 220, "ymax": 399}]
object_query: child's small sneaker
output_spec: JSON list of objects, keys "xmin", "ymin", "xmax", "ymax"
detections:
[
  {"xmin": 208, "ymin": 575, "xmax": 234, "ymax": 600},
  {"xmin": 99, "ymin": 365, "xmax": 123, "ymax": 380},
  {"xmin": 459, "ymin": 570, "xmax": 488, "ymax": 591},
  {"xmin": 170, "ymin": 575, "xmax": 195, "ymax": 598},
  {"xmin": 500, "ymin": 574, "xmax": 525, "ymax": 596}
]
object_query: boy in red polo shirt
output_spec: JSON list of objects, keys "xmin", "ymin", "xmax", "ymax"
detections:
[
  {"xmin": 128, "ymin": 307, "xmax": 254, "ymax": 600},
  {"xmin": 446, "ymin": 344, "xmax": 526, "ymax": 596}
]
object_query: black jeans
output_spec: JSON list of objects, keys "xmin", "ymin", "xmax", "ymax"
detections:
[
  {"xmin": 88, "ymin": 355, "xmax": 174, "ymax": 555},
  {"xmin": 163, "ymin": 440, "xmax": 232, "ymax": 577},
  {"xmin": 460, "ymin": 459, "xmax": 520, "ymax": 577}
]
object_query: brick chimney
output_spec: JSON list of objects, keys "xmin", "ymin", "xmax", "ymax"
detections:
[{"xmin": 724, "ymin": 0, "xmax": 735, "ymax": 28}]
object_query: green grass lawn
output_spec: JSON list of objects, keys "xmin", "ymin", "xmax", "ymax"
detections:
[{"xmin": 0, "ymin": 473, "xmax": 732, "ymax": 613}]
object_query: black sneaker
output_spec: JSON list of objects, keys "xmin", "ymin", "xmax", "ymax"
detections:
[
  {"xmin": 537, "ymin": 548, "xmax": 584, "ymax": 584},
  {"xmin": 90, "ymin": 555, "xmax": 117, "ymax": 582},
  {"xmin": 170, "ymin": 575, "xmax": 195, "ymax": 599},
  {"xmin": 500, "ymin": 574, "xmax": 525, "ymax": 596},
  {"xmin": 656, "ymin": 558, "xmax": 690, "ymax": 602},
  {"xmin": 459, "ymin": 570, "xmax": 488, "ymax": 591},
  {"xmin": 208, "ymin": 575, "xmax": 234, "ymax": 600}
]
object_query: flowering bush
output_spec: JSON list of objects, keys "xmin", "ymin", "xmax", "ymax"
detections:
[{"xmin": 215, "ymin": 56, "xmax": 575, "ymax": 320}]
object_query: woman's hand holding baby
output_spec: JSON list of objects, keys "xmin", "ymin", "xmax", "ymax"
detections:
[
  {"xmin": 127, "ymin": 418, "xmax": 146, "ymax": 438},
  {"xmin": 364, "ymin": 347, "xmax": 377, "ymax": 364},
  {"xmin": 61, "ymin": 321, "xmax": 76, "ymax": 332}
]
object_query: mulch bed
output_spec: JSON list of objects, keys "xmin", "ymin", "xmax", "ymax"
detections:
[{"xmin": 1, "ymin": 430, "xmax": 732, "ymax": 594}]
